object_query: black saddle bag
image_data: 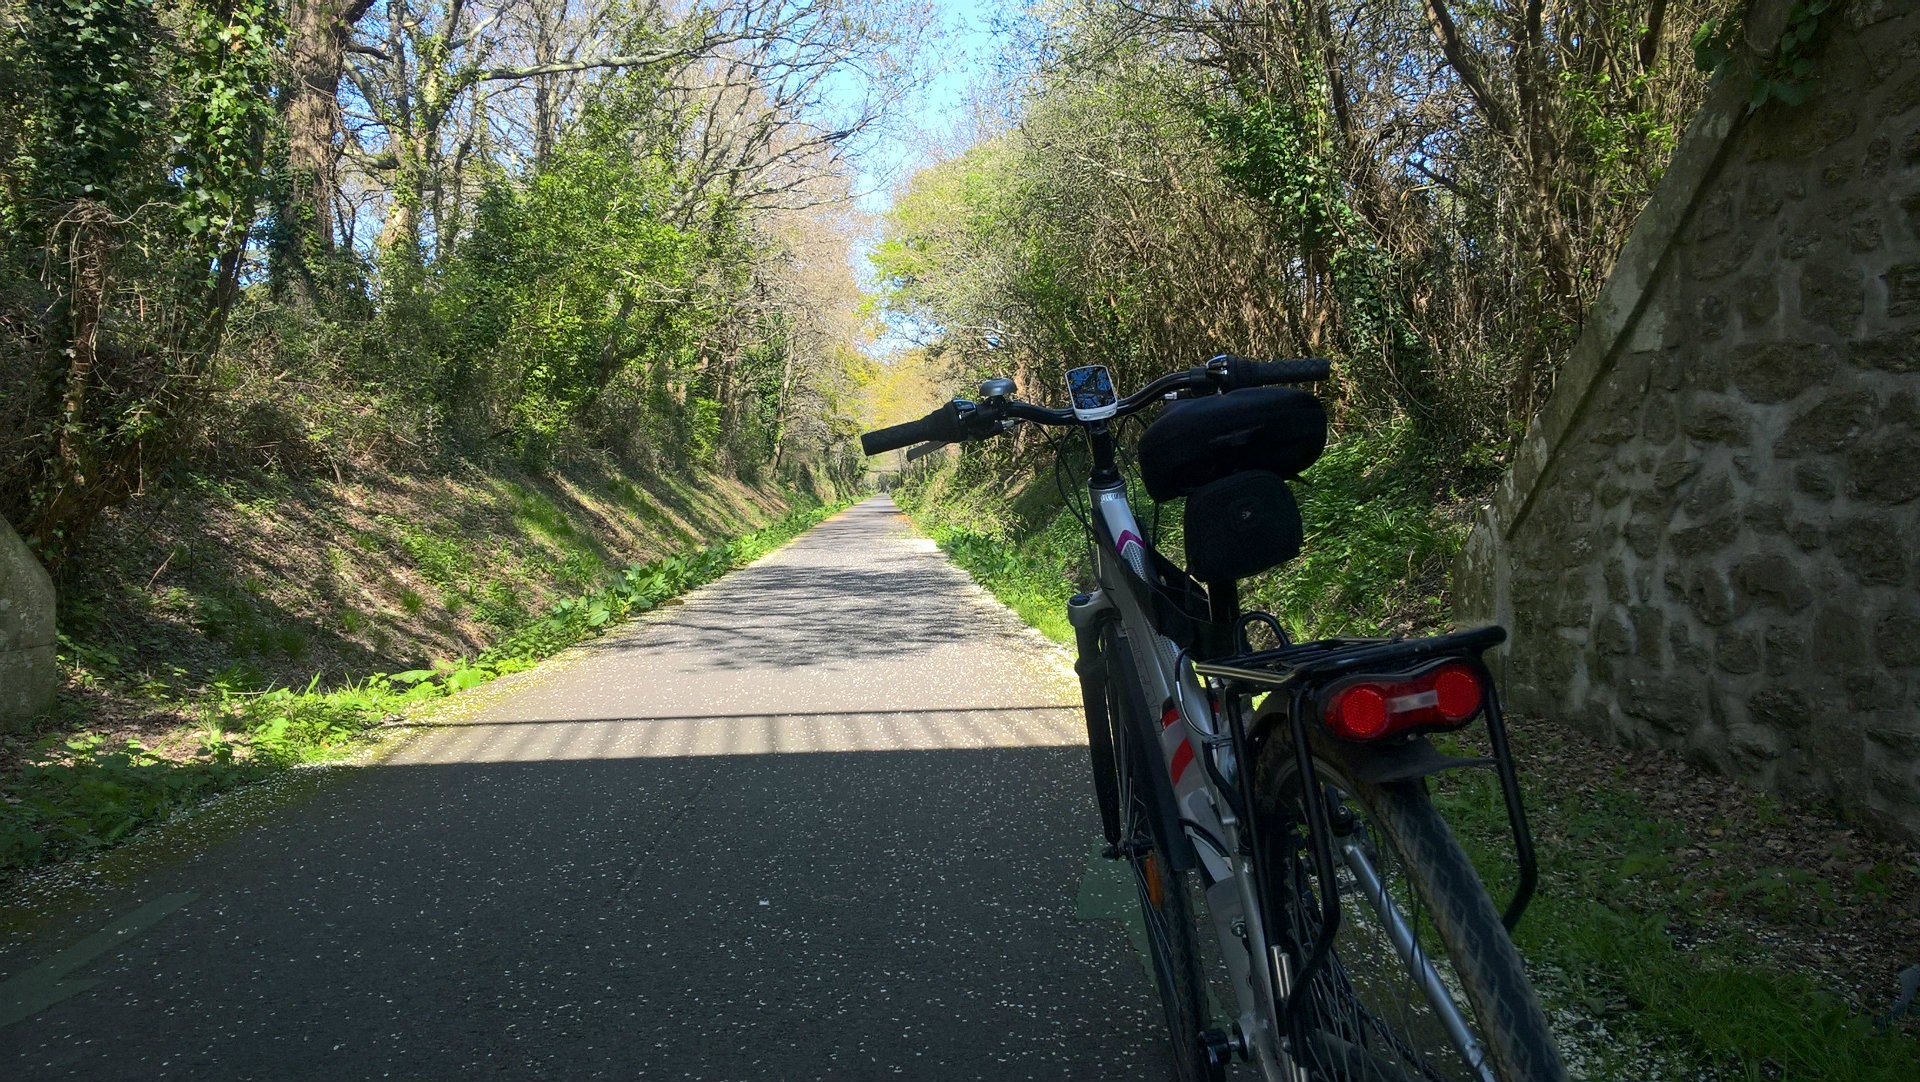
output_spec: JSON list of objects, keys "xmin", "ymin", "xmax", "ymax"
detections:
[{"xmin": 1183, "ymin": 470, "xmax": 1304, "ymax": 583}]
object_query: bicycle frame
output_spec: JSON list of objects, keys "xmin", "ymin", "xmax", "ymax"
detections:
[
  {"xmin": 1061, "ymin": 418, "xmax": 1536, "ymax": 1082},
  {"xmin": 1063, "ymin": 420, "xmax": 1303, "ymax": 1079}
]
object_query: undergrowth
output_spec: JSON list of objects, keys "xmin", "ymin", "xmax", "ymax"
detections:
[{"xmin": 0, "ymin": 502, "xmax": 843, "ymax": 873}]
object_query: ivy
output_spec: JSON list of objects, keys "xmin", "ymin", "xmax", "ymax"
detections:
[
  {"xmin": 169, "ymin": 0, "xmax": 281, "ymax": 246},
  {"xmin": 1693, "ymin": 0, "xmax": 1834, "ymax": 111},
  {"xmin": 9, "ymin": 0, "xmax": 158, "ymax": 209}
]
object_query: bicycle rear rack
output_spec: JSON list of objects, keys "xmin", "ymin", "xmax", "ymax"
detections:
[{"xmin": 1192, "ymin": 625, "xmax": 1538, "ymax": 1024}]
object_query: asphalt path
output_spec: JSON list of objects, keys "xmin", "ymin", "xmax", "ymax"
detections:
[{"xmin": 0, "ymin": 497, "xmax": 1165, "ymax": 1081}]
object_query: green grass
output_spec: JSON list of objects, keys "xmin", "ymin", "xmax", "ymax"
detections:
[
  {"xmin": 1428, "ymin": 746, "xmax": 1918, "ymax": 1081},
  {"xmin": 1, "ymin": 501, "xmax": 847, "ymax": 874}
]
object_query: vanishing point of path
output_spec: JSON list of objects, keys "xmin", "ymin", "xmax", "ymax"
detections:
[{"xmin": 0, "ymin": 497, "xmax": 1166, "ymax": 1081}]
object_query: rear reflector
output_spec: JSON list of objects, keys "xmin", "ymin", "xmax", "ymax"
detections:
[{"xmin": 1324, "ymin": 663, "xmax": 1486, "ymax": 741}]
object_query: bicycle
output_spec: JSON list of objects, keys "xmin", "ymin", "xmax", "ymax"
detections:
[{"xmin": 860, "ymin": 357, "xmax": 1567, "ymax": 1082}]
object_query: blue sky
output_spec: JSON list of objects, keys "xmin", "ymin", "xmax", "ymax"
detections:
[{"xmin": 853, "ymin": 0, "xmax": 1011, "ymax": 217}]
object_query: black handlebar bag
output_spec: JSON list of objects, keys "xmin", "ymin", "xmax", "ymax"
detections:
[
  {"xmin": 1138, "ymin": 387, "xmax": 1326, "ymax": 583},
  {"xmin": 1137, "ymin": 387, "xmax": 1327, "ymax": 502}
]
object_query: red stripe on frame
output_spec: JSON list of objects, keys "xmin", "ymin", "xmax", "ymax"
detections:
[{"xmin": 1170, "ymin": 740, "xmax": 1195, "ymax": 785}]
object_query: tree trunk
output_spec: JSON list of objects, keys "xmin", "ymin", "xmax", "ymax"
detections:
[{"xmin": 279, "ymin": 0, "xmax": 374, "ymax": 298}]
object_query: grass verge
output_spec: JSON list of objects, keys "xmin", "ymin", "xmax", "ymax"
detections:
[{"xmin": 0, "ymin": 502, "xmax": 844, "ymax": 874}]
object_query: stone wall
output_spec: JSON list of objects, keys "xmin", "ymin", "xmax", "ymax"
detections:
[
  {"xmin": 0, "ymin": 515, "xmax": 57, "ymax": 729},
  {"xmin": 1455, "ymin": 0, "xmax": 1920, "ymax": 839}
]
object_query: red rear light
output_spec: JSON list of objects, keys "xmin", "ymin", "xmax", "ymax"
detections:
[
  {"xmin": 1432, "ymin": 664, "xmax": 1483, "ymax": 722},
  {"xmin": 1330, "ymin": 686, "xmax": 1390, "ymax": 739},
  {"xmin": 1322, "ymin": 664, "xmax": 1486, "ymax": 741}
]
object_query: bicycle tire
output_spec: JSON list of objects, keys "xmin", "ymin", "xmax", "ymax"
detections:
[
  {"xmin": 1104, "ymin": 626, "xmax": 1210, "ymax": 1082},
  {"xmin": 1259, "ymin": 751, "xmax": 1567, "ymax": 1082}
]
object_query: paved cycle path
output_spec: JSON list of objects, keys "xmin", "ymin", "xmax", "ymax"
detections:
[{"xmin": 0, "ymin": 497, "xmax": 1163, "ymax": 1080}]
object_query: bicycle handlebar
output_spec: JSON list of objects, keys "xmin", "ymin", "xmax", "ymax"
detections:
[
  {"xmin": 858, "ymin": 355, "xmax": 1330, "ymax": 456},
  {"xmin": 859, "ymin": 401, "xmax": 967, "ymax": 455}
]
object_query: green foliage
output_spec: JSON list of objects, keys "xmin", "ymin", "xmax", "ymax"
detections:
[
  {"xmin": 1246, "ymin": 425, "xmax": 1468, "ymax": 639},
  {"xmin": 912, "ymin": 508, "xmax": 1082, "ymax": 645},
  {"xmin": 899, "ymin": 427, "xmax": 1468, "ymax": 644},
  {"xmin": 1693, "ymin": 0, "xmax": 1834, "ymax": 111},
  {"xmin": 0, "ymin": 501, "xmax": 846, "ymax": 872},
  {"xmin": 0, "ymin": 732, "xmax": 266, "ymax": 869},
  {"xmin": 168, "ymin": 0, "xmax": 280, "ymax": 244},
  {"xmin": 7, "ymin": 0, "xmax": 156, "ymax": 208}
]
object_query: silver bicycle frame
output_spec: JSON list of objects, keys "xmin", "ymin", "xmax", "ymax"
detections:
[
  {"xmin": 1073, "ymin": 478, "xmax": 1298, "ymax": 1082},
  {"xmin": 1074, "ymin": 477, "xmax": 1490, "ymax": 1082}
]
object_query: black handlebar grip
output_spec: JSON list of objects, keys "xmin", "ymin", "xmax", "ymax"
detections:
[
  {"xmin": 1222, "ymin": 356, "xmax": 1332, "ymax": 388},
  {"xmin": 859, "ymin": 402, "xmax": 963, "ymax": 456}
]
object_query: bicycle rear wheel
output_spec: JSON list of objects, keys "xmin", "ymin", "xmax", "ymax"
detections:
[{"xmin": 1260, "ymin": 753, "xmax": 1566, "ymax": 1082}]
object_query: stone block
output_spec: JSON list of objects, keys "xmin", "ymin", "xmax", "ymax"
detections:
[
  {"xmin": 1621, "ymin": 674, "xmax": 1707, "ymax": 735},
  {"xmin": 1694, "ymin": 294, "xmax": 1730, "ymax": 342},
  {"xmin": 1653, "ymin": 454, "xmax": 1701, "ymax": 489},
  {"xmin": 1848, "ymin": 667, "xmax": 1904, "ymax": 711},
  {"xmin": 1810, "ymin": 105, "xmax": 1861, "ymax": 151},
  {"xmin": 1786, "ymin": 517, "xmax": 1824, "ymax": 552},
  {"xmin": 1874, "ymin": 597, "xmax": 1920, "ymax": 667},
  {"xmin": 1625, "ymin": 519, "xmax": 1663, "ymax": 558},
  {"xmin": 1862, "ymin": 137, "xmax": 1892, "ymax": 176},
  {"xmin": 1865, "ymin": 715, "xmax": 1920, "ymax": 759},
  {"xmin": 1641, "ymin": 395, "xmax": 1679, "ymax": 443},
  {"xmin": 1764, "ymin": 622, "xmax": 1810, "ymax": 676},
  {"xmin": 1692, "ymin": 232, "xmax": 1755, "ymax": 281},
  {"xmin": 1845, "ymin": 431, "xmax": 1920, "ymax": 504},
  {"xmin": 1732, "ymin": 342, "xmax": 1839, "ymax": 403},
  {"xmin": 1848, "ymin": 214, "xmax": 1886, "ymax": 253},
  {"xmin": 1736, "ymin": 275, "xmax": 1780, "ymax": 326},
  {"xmin": 0, "ymin": 517, "xmax": 56, "ymax": 731},
  {"xmin": 1849, "ymin": 329, "xmax": 1920, "ymax": 373},
  {"xmin": 1716, "ymin": 628, "xmax": 1764, "ymax": 674},
  {"xmin": 1682, "ymin": 468, "xmax": 1736, "ymax": 516},
  {"xmin": 1778, "ymin": 389, "xmax": 1877, "ymax": 455},
  {"xmin": 1630, "ymin": 605, "xmax": 1666, "ymax": 663},
  {"xmin": 1812, "ymin": 604, "xmax": 1869, "ymax": 668},
  {"xmin": 1781, "ymin": 222, "xmax": 1826, "ymax": 259},
  {"xmin": 1671, "ymin": 511, "xmax": 1740, "ymax": 558},
  {"xmin": 1798, "ymin": 263, "xmax": 1867, "ymax": 334},
  {"xmin": 1736, "ymin": 552, "xmax": 1814, "ymax": 609},
  {"xmin": 1728, "ymin": 722, "xmax": 1786, "ymax": 762},
  {"xmin": 1748, "ymin": 686, "xmax": 1813, "ymax": 730},
  {"xmin": 1675, "ymin": 624, "xmax": 1716, "ymax": 676},
  {"xmin": 1693, "ymin": 188, "xmax": 1735, "ymax": 240},
  {"xmin": 1750, "ymin": 169, "xmax": 1800, "ymax": 219},
  {"xmin": 1604, "ymin": 559, "xmax": 1630, "ymax": 603},
  {"xmin": 1868, "ymin": 757, "xmax": 1920, "ymax": 805},
  {"xmin": 1681, "ymin": 564, "xmax": 1743, "ymax": 626},
  {"xmin": 1886, "ymin": 263, "xmax": 1920, "ymax": 317},
  {"xmin": 1743, "ymin": 500, "xmax": 1789, "ymax": 536},
  {"xmin": 1793, "ymin": 460, "xmax": 1838, "ymax": 499},
  {"xmin": 1886, "ymin": 390, "xmax": 1920, "ymax": 427},
  {"xmin": 1888, "ymin": 71, "xmax": 1920, "ymax": 118},
  {"xmin": 1830, "ymin": 514, "xmax": 1910, "ymax": 585},
  {"xmin": 1683, "ymin": 397, "xmax": 1752, "ymax": 446}
]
